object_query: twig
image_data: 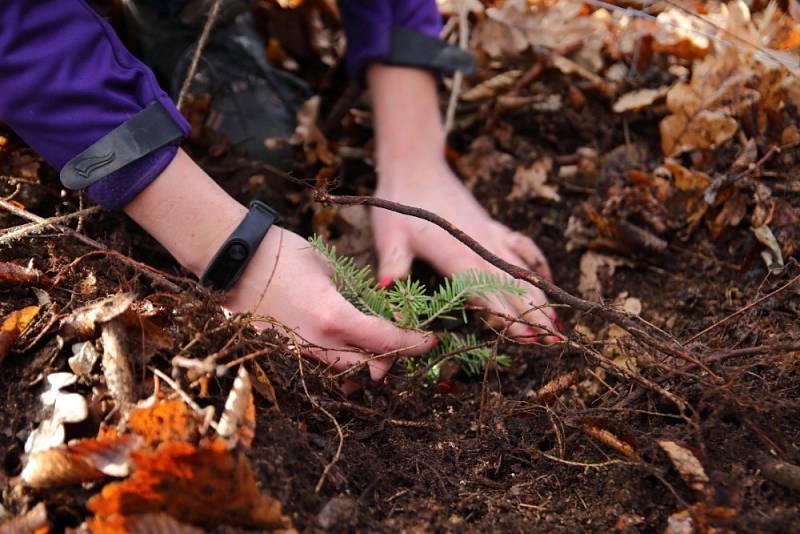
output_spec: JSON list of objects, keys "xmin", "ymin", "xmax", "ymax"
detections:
[
  {"xmin": 315, "ymin": 193, "xmax": 710, "ymax": 380},
  {"xmin": 0, "ymin": 200, "xmax": 181, "ymax": 291},
  {"xmin": 684, "ymin": 271, "xmax": 800, "ymax": 344},
  {"xmin": 704, "ymin": 144, "xmax": 784, "ymax": 204},
  {"xmin": 444, "ymin": 2, "xmax": 469, "ymax": 133},
  {"xmin": 177, "ymin": 0, "xmax": 224, "ymax": 110},
  {"xmin": 290, "ymin": 336, "xmax": 344, "ymax": 494},
  {"xmin": 0, "ymin": 206, "xmax": 101, "ymax": 246}
]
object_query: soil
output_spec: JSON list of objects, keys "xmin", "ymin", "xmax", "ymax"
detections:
[{"xmin": 2, "ymin": 4, "xmax": 800, "ymax": 534}]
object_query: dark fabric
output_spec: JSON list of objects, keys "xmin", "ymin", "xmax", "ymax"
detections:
[
  {"xmin": 0, "ymin": 0, "xmax": 191, "ymax": 209},
  {"xmin": 338, "ymin": 0, "xmax": 443, "ymax": 78},
  {"xmin": 0, "ymin": 0, "xmax": 441, "ymax": 209}
]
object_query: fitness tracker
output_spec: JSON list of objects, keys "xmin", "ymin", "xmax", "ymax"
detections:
[{"xmin": 200, "ymin": 200, "xmax": 278, "ymax": 291}]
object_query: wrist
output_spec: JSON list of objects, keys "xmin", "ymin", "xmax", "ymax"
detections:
[
  {"xmin": 368, "ymin": 64, "xmax": 447, "ymax": 180},
  {"xmin": 123, "ymin": 149, "xmax": 249, "ymax": 276}
]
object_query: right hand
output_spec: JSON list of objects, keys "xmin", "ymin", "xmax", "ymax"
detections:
[
  {"xmin": 123, "ymin": 150, "xmax": 434, "ymax": 386},
  {"xmin": 224, "ymin": 226, "xmax": 436, "ymax": 381}
]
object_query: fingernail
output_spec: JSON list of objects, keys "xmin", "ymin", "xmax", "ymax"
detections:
[
  {"xmin": 430, "ymin": 335, "xmax": 439, "ymax": 348},
  {"xmin": 377, "ymin": 276, "xmax": 393, "ymax": 289},
  {"xmin": 554, "ymin": 318, "xmax": 565, "ymax": 332},
  {"xmin": 545, "ymin": 335, "xmax": 563, "ymax": 345}
]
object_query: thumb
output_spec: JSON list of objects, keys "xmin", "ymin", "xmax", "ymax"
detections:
[{"xmin": 375, "ymin": 234, "xmax": 414, "ymax": 286}]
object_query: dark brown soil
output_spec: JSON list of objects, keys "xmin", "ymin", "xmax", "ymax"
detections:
[{"xmin": 2, "ymin": 6, "xmax": 800, "ymax": 533}]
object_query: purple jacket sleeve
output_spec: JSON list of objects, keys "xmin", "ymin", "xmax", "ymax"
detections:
[
  {"xmin": 338, "ymin": 0, "xmax": 442, "ymax": 78},
  {"xmin": 0, "ymin": 0, "xmax": 191, "ymax": 210}
]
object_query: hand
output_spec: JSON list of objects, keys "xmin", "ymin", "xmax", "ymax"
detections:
[
  {"xmin": 224, "ymin": 225, "xmax": 436, "ymax": 379},
  {"xmin": 373, "ymin": 162, "xmax": 559, "ymax": 342},
  {"xmin": 125, "ymin": 150, "xmax": 435, "ymax": 384},
  {"xmin": 367, "ymin": 65, "xmax": 559, "ymax": 342}
]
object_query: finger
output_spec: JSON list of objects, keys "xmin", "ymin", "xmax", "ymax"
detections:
[
  {"xmin": 474, "ymin": 291, "xmax": 531, "ymax": 341},
  {"xmin": 493, "ymin": 248, "xmax": 558, "ymax": 342},
  {"xmin": 344, "ymin": 314, "xmax": 437, "ymax": 380},
  {"xmin": 338, "ymin": 378, "xmax": 363, "ymax": 397},
  {"xmin": 375, "ymin": 233, "xmax": 414, "ymax": 285},
  {"xmin": 506, "ymin": 231, "xmax": 553, "ymax": 281}
]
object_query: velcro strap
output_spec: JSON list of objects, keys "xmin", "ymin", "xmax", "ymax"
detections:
[
  {"xmin": 386, "ymin": 26, "xmax": 477, "ymax": 76},
  {"xmin": 60, "ymin": 101, "xmax": 185, "ymax": 190}
]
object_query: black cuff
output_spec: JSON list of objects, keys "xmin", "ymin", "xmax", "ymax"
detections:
[
  {"xmin": 60, "ymin": 101, "xmax": 186, "ymax": 190},
  {"xmin": 385, "ymin": 27, "xmax": 477, "ymax": 76},
  {"xmin": 200, "ymin": 201, "xmax": 278, "ymax": 291}
]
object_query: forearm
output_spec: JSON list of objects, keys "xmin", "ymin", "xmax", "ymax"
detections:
[
  {"xmin": 367, "ymin": 65, "xmax": 446, "ymax": 180},
  {"xmin": 123, "ymin": 149, "xmax": 247, "ymax": 276}
]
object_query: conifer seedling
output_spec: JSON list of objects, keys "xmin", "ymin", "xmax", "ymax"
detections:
[{"xmin": 310, "ymin": 235, "xmax": 525, "ymax": 382}]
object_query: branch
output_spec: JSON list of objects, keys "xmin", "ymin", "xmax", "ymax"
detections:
[{"xmin": 315, "ymin": 192, "xmax": 714, "ymax": 388}]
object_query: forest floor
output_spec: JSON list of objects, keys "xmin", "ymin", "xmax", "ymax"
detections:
[{"xmin": 2, "ymin": 1, "xmax": 800, "ymax": 532}]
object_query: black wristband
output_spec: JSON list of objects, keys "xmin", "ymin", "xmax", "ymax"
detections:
[{"xmin": 200, "ymin": 201, "xmax": 278, "ymax": 291}]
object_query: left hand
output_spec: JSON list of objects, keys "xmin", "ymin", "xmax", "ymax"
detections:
[{"xmin": 372, "ymin": 161, "xmax": 560, "ymax": 342}]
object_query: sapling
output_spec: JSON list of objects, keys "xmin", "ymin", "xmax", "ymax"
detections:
[{"xmin": 309, "ymin": 235, "xmax": 524, "ymax": 382}]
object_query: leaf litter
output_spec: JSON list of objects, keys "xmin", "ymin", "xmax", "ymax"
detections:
[{"xmin": 1, "ymin": 0, "xmax": 800, "ymax": 532}]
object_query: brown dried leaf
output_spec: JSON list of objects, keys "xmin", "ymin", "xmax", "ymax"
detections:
[
  {"xmin": 711, "ymin": 192, "xmax": 748, "ymax": 237},
  {"xmin": 129, "ymin": 400, "xmax": 200, "ymax": 447},
  {"xmin": 660, "ymin": 111, "xmax": 738, "ymax": 157},
  {"xmin": 0, "ymin": 502, "xmax": 48, "ymax": 534},
  {"xmin": 507, "ymin": 159, "xmax": 559, "ymax": 202},
  {"xmin": 658, "ymin": 440, "xmax": 711, "ymax": 495},
  {"xmin": 578, "ymin": 252, "xmax": 625, "ymax": 301},
  {"xmin": 22, "ymin": 435, "xmax": 141, "ymax": 488},
  {"xmin": 87, "ymin": 438, "xmax": 292, "ymax": 530},
  {"xmin": 731, "ymin": 138, "xmax": 758, "ymax": 171},
  {"xmin": 290, "ymin": 95, "xmax": 335, "ymax": 166},
  {"xmin": 100, "ymin": 318, "xmax": 136, "ymax": 408},
  {"xmin": 0, "ymin": 305, "xmax": 39, "ymax": 365},
  {"xmin": 59, "ymin": 293, "xmax": 135, "ymax": 341},
  {"xmin": 460, "ymin": 70, "xmax": 522, "ymax": 102},
  {"xmin": 612, "ymin": 86, "xmax": 670, "ymax": 113}
]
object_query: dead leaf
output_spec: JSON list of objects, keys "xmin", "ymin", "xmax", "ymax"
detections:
[
  {"xmin": 87, "ymin": 438, "xmax": 292, "ymax": 530},
  {"xmin": 100, "ymin": 318, "xmax": 136, "ymax": 409},
  {"xmin": 0, "ymin": 502, "xmax": 48, "ymax": 534},
  {"xmin": 59, "ymin": 293, "xmax": 135, "ymax": 341},
  {"xmin": 69, "ymin": 341, "xmax": 101, "ymax": 377},
  {"xmin": 460, "ymin": 70, "xmax": 522, "ymax": 102},
  {"xmin": 578, "ymin": 252, "xmax": 626, "ymax": 301},
  {"xmin": 507, "ymin": 159, "xmax": 559, "ymax": 202},
  {"xmin": 612, "ymin": 86, "xmax": 670, "ymax": 113},
  {"xmin": 752, "ymin": 224, "xmax": 784, "ymax": 271},
  {"xmin": 25, "ymin": 373, "xmax": 89, "ymax": 454},
  {"xmin": 660, "ymin": 110, "xmax": 739, "ymax": 157},
  {"xmin": 217, "ymin": 366, "xmax": 256, "ymax": 449},
  {"xmin": 658, "ymin": 440, "xmax": 711, "ymax": 496},
  {"xmin": 21, "ymin": 435, "xmax": 141, "ymax": 488},
  {"xmin": 289, "ymin": 95, "xmax": 335, "ymax": 166},
  {"xmin": 711, "ymin": 192, "xmax": 748, "ymax": 237},
  {"xmin": 731, "ymin": 138, "xmax": 758, "ymax": 171},
  {"xmin": 128, "ymin": 400, "xmax": 200, "ymax": 447},
  {"xmin": 666, "ymin": 509, "xmax": 695, "ymax": 534},
  {"xmin": 0, "ymin": 305, "xmax": 39, "ymax": 365}
]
